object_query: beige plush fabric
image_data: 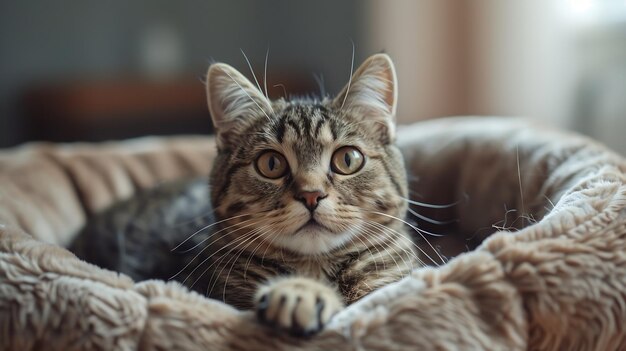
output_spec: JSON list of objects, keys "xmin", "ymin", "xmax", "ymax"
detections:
[{"xmin": 1, "ymin": 117, "xmax": 625, "ymax": 350}]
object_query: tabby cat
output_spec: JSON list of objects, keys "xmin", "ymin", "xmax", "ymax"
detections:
[
  {"xmin": 203, "ymin": 53, "xmax": 416, "ymax": 335},
  {"xmin": 72, "ymin": 54, "xmax": 419, "ymax": 337}
]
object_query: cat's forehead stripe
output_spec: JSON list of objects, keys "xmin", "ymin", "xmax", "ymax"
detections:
[
  {"xmin": 259, "ymin": 105, "xmax": 335, "ymax": 170},
  {"xmin": 286, "ymin": 119, "xmax": 302, "ymax": 139},
  {"xmin": 274, "ymin": 115, "xmax": 287, "ymax": 143},
  {"xmin": 313, "ymin": 118, "xmax": 325, "ymax": 138},
  {"xmin": 271, "ymin": 106, "xmax": 330, "ymax": 140}
]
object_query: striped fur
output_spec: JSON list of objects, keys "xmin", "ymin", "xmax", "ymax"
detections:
[{"xmin": 203, "ymin": 54, "xmax": 419, "ymax": 312}]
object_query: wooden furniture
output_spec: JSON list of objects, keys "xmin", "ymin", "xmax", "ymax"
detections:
[{"xmin": 21, "ymin": 73, "xmax": 313, "ymax": 143}]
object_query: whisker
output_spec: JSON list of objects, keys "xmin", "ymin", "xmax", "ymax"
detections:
[
  {"xmin": 407, "ymin": 208, "xmax": 458, "ymax": 225},
  {"xmin": 172, "ymin": 208, "xmax": 215, "ymax": 228},
  {"xmin": 170, "ymin": 219, "xmax": 262, "ymax": 282},
  {"xmin": 273, "ymin": 84, "xmax": 287, "ymax": 99},
  {"xmin": 259, "ymin": 223, "xmax": 286, "ymax": 267},
  {"xmin": 357, "ymin": 235, "xmax": 399, "ymax": 274},
  {"xmin": 358, "ymin": 222, "xmax": 407, "ymax": 273},
  {"xmin": 516, "ymin": 145, "xmax": 526, "ymax": 226},
  {"xmin": 366, "ymin": 211, "xmax": 446, "ymax": 265},
  {"xmin": 401, "ymin": 195, "xmax": 468, "ymax": 209},
  {"xmin": 171, "ymin": 212, "xmax": 254, "ymax": 252},
  {"xmin": 372, "ymin": 225, "xmax": 424, "ymax": 265},
  {"xmin": 221, "ymin": 68, "xmax": 272, "ymax": 121},
  {"xmin": 176, "ymin": 215, "xmax": 260, "ymax": 253},
  {"xmin": 205, "ymin": 222, "xmax": 276, "ymax": 295},
  {"xmin": 339, "ymin": 39, "xmax": 355, "ymax": 110},
  {"xmin": 218, "ymin": 226, "xmax": 274, "ymax": 300},
  {"xmin": 313, "ymin": 73, "xmax": 326, "ymax": 97},
  {"xmin": 243, "ymin": 228, "xmax": 282, "ymax": 281},
  {"xmin": 263, "ymin": 45, "xmax": 270, "ymax": 98},
  {"xmin": 338, "ymin": 222, "xmax": 382, "ymax": 272},
  {"xmin": 362, "ymin": 220, "xmax": 428, "ymax": 267},
  {"xmin": 544, "ymin": 195, "xmax": 556, "ymax": 210},
  {"xmin": 240, "ymin": 49, "xmax": 263, "ymax": 96},
  {"xmin": 225, "ymin": 224, "xmax": 284, "ymax": 294},
  {"xmin": 189, "ymin": 226, "xmax": 265, "ymax": 290},
  {"xmin": 205, "ymin": 233, "xmax": 260, "ymax": 296}
]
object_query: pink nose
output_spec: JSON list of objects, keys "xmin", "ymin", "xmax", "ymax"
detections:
[{"xmin": 296, "ymin": 190, "xmax": 327, "ymax": 211}]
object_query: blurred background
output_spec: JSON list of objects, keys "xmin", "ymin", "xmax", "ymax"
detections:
[{"xmin": 1, "ymin": 0, "xmax": 625, "ymax": 154}]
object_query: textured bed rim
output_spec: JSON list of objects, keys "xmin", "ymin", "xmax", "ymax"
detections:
[{"xmin": 1, "ymin": 117, "xmax": 626, "ymax": 351}]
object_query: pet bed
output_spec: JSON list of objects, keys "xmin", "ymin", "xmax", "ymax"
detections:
[{"xmin": 1, "ymin": 117, "xmax": 625, "ymax": 350}]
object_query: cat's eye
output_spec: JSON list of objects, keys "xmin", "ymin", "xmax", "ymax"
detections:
[
  {"xmin": 255, "ymin": 151, "xmax": 289, "ymax": 179},
  {"xmin": 331, "ymin": 146, "xmax": 365, "ymax": 175}
]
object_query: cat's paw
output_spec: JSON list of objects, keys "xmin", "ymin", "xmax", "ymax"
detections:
[{"xmin": 255, "ymin": 277, "xmax": 344, "ymax": 336}]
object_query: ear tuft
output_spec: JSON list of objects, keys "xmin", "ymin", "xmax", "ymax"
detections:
[
  {"xmin": 206, "ymin": 63, "xmax": 272, "ymax": 147},
  {"xmin": 334, "ymin": 54, "xmax": 398, "ymax": 142}
]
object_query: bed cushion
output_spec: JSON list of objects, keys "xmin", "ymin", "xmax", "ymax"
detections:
[{"xmin": 1, "ymin": 117, "xmax": 625, "ymax": 351}]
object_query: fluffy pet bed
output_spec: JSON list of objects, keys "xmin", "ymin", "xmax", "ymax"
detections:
[{"xmin": 1, "ymin": 117, "xmax": 625, "ymax": 351}]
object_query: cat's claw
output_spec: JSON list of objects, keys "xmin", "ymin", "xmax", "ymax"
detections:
[{"xmin": 255, "ymin": 277, "xmax": 343, "ymax": 336}]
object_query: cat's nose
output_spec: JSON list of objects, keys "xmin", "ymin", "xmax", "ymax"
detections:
[{"xmin": 295, "ymin": 190, "xmax": 327, "ymax": 211}]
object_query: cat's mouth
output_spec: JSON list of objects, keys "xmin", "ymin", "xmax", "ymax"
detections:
[
  {"xmin": 279, "ymin": 216, "xmax": 356, "ymax": 254},
  {"xmin": 296, "ymin": 218, "xmax": 332, "ymax": 234}
]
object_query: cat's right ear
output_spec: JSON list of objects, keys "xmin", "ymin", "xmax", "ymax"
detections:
[
  {"xmin": 333, "ymin": 54, "xmax": 398, "ymax": 144},
  {"xmin": 206, "ymin": 63, "xmax": 272, "ymax": 148}
]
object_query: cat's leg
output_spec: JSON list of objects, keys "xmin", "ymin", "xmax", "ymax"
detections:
[
  {"xmin": 338, "ymin": 240, "xmax": 417, "ymax": 304},
  {"xmin": 255, "ymin": 276, "xmax": 344, "ymax": 336}
]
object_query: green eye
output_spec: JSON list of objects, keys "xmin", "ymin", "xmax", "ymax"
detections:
[
  {"xmin": 331, "ymin": 146, "xmax": 365, "ymax": 175},
  {"xmin": 255, "ymin": 151, "xmax": 289, "ymax": 179}
]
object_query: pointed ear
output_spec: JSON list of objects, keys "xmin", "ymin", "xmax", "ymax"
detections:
[
  {"xmin": 206, "ymin": 63, "xmax": 272, "ymax": 148},
  {"xmin": 333, "ymin": 54, "xmax": 398, "ymax": 143}
]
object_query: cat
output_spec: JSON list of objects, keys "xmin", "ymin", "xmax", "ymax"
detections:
[
  {"xmin": 71, "ymin": 178, "xmax": 215, "ymax": 284},
  {"xmin": 202, "ymin": 53, "xmax": 417, "ymax": 335},
  {"xmin": 71, "ymin": 53, "xmax": 419, "ymax": 337}
]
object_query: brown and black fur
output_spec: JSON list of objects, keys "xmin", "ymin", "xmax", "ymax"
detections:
[
  {"xmin": 204, "ymin": 101, "xmax": 414, "ymax": 309},
  {"xmin": 71, "ymin": 54, "xmax": 420, "ymax": 336},
  {"xmin": 203, "ymin": 54, "xmax": 419, "ymax": 336}
]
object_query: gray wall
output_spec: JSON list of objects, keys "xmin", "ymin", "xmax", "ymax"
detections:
[{"xmin": 0, "ymin": 0, "xmax": 365, "ymax": 147}]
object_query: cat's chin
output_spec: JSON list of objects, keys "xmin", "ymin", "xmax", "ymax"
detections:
[
  {"xmin": 296, "ymin": 219, "xmax": 332, "ymax": 234},
  {"xmin": 276, "ymin": 224, "xmax": 358, "ymax": 255}
]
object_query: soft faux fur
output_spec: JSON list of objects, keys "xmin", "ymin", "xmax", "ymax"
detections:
[{"xmin": 1, "ymin": 117, "xmax": 625, "ymax": 351}]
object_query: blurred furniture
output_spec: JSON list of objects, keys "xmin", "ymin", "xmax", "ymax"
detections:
[
  {"xmin": 20, "ymin": 73, "xmax": 313, "ymax": 143},
  {"xmin": 22, "ymin": 78, "xmax": 212, "ymax": 142}
]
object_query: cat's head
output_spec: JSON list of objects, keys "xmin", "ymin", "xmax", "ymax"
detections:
[{"xmin": 205, "ymin": 54, "xmax": 407, "ymax": 255}]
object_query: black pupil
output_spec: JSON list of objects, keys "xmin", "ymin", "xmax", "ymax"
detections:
[
  {"xmin": 344, "ymin": 152, "xmax": 351, "ymax": 167},
  {"xmin": 269, "ymin": 156, "xmax": 276, "ymax": 171}
]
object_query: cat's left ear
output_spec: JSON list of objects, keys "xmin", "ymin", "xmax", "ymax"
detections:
[
  {"xmin": 206, "ymin": 63, "xmax": 273, "ymax": 149},
  {"xmin": 333, "ymin": 54, "xmax": 398, "ymax": 143}
]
